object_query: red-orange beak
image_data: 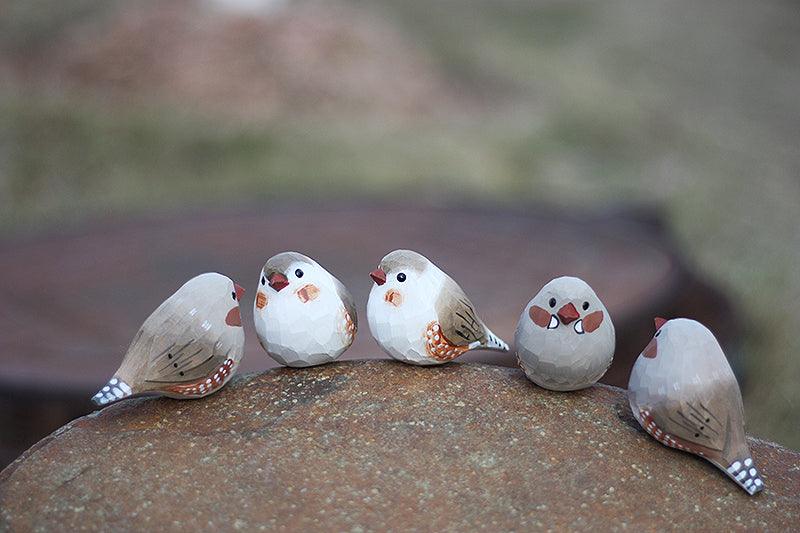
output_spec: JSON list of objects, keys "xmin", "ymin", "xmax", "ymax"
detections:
[
  {"xmin": 234, "ymin": 283, "xmax": 245, "ymax": 301},
  {"xmin": 370, "ymin": 268, "xmax": 386, "ymax": 286},
  {"xmin": 268, "ymin": 272, "xmax": 289, "ymax": 292},
  {"xmin": 654, "ymin": 317, "xmax": 667, "ymax": 330},
  {"xmin": 557, "ymin": 302, "xmax": 580, "ymax": 325}
]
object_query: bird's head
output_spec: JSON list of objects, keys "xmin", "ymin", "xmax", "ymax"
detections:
[
  {"xmin": 369, "ymin": 249, "xmax": 431, "ymax": 308},
  {"xmin": 527, "ymin": 276, "xmax": 608, "ymax": 336},
  {"xmin": 256, "ymin": 251, "xmax": 324, "ymax": 310},
  {"xmin": 180, "ymin": 272, "xmax": 244, "ymax": 328}
]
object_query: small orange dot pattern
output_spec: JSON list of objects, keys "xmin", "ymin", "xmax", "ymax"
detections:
[
  {"xmin": 163, "ymin": 359, "xmax": 235, "ymax": 397},
  {"xmin": 424, "ymin": 321, "xmax": 469, "ymax": 362}
]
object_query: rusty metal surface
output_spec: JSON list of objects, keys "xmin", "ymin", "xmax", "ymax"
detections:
[{"xmin": 1, "ymin": 361, "xmax": 797, "ymax": 531}]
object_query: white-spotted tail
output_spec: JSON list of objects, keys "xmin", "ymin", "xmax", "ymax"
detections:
[
  {"xmin": 91, "ymin": 377, "xmax": 133, "ymax": 407},
  {"xmin": 482, "ymin": 328, "xmax": 510, "ymax": 352},
  {"xmin": 726, "ymin": 457, "xmax": 764, "ymax": 495}
]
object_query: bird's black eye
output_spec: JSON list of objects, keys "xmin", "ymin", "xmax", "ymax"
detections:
[
  {"xmin": 232, "ymin": 291, "xmax": 236, "ymax": 301},
  {"xmin": 397, "ymin": 272, "xmax": 406, "ymax": 282},
  {"xmin": 549, "ymin": 298, "xmax": 556, "ymax": 308},
  {"xmin": 582, "ymin": 301, "xmax": 589, "ymax": 311},
  {"xmin": 261, "ymin": 275, "xmax": 266, "ymax": 286},
  {"xmin": 295, "ymin": 269, "xmax": 304, "ymax": 278}
]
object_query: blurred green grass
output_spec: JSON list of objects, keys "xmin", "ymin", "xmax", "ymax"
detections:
[{"xmin": 1, "ymin": 0, "xmax": 799, "ymax": 448}]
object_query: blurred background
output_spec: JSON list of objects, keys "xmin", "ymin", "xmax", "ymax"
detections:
[{"xmin": 1, "ymin": 0, "xmax": 798, "ymax": 466}]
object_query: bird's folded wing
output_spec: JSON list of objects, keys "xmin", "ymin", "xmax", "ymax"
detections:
[
  {"xmin": 140, "ymin": 321, "xmax": 227, "ymax": 384},
  {"xmin": 435, "ymin": 277, "xmax": 488, "ymax": 346},
  {"xmin": 333, "ymin": 276, "xmax": 358, "ymax": 330}
]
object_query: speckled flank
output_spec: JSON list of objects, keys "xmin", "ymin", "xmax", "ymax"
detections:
[
  {"xmin": 425, "ymin": 321, "xmax": 469, "ymax": 361},
  {"xmin": 342, "ymin": 307, "xmax": 356, "ymax": 343},
  {"xmin": 637, "ymin": 408, "xmax": 698, "ymax": 454},
  {"xmin": 163, "ymin": 359, "xmax": 235, "ymax": 397}
]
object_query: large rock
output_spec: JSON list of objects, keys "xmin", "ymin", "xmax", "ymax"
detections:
[{"xmin": 1, "ymin": 361, "xmax": 797, "ymax": 531}]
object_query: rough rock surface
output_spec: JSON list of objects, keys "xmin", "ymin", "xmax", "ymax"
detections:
[{"xmin": 1, "ymin": 361, "xmax": 797, "ymax": 531}]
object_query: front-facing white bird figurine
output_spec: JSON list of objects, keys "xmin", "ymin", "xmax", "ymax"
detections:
[
  {"xmin": 515, "ymin": 276, "xmax": 615, "ymax": 391},
  {"xmin": 92, "ymin": 272, "xmax": 245, "ymax": 406},
  {"xmin": 628, "ymin": 317, "xmax": 764, "ymax": 495},
  {"xmin": 253, "ymin": 252, "xmax": 356, "ymax": 367},
  {"xmin": 367, "ymin": 249, "xmax": 509, "ymax": 365}
]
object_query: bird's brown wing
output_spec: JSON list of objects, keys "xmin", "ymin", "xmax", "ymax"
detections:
[
  {"xmin": 333, "ymin": 276, "xmax": 358, "ymax": 331},
  {"xmin": 135, "ymin": 314, "xmax": 228, "ymax": 385},
  {"xmin": 435, "ymin": 276, "xmax": 488, "ymax": 346},
  {"xmin": 652, "ymin": 377, "xmax": 745, "ymax": 454}
]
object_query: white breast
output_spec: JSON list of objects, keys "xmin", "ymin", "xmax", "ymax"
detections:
[
  {"xmin": 254, "ymin": 283, "xmax": 350, "ymax": 367},
  {"xmin": 367, "ymin": 274, "xmax": 444, "ymax": 365}
]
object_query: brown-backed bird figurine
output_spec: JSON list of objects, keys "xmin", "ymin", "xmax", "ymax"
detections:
[
  {"xmin": 628, "ymin": 317, "xmax": 763, "ymax": 495},
  {"xmin": 91, "ymin": 272, "xmax": 245, "ymax": 406}
]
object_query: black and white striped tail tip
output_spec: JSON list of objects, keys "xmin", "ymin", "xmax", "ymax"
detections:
[
  {"xmin": 727, "ymin": 457, "xmax": 764, "ymax": 495},
  {"xmin": 485, "ymin": 330, "xmax": 510, "ymax": 352},
  {"xmin": 91, "ymin": 377, "xmax": 133, "ymax": 407}
]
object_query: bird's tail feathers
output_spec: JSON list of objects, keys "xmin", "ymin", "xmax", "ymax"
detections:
[
  {"xmin": 481, "ymin": 328, "xmax": 510, "ymax": 352},
  {"xmin": 726, "ymin": 457, "xmax": 764, "ymax": 495},
  {"xmin": 91, "ymin": 377, "xmax": 133, "ymax": 407}
]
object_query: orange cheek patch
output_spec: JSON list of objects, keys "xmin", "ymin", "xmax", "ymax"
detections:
[
  {"xmin": 583, "ymin": 310, "xmax": 604, "ymax": 333},
  {"xmin": 529, "ymin": 305, "xmax": 551, "ymax": 328},
  {"xmin": 385, "ymin": 289, "xmax": 403, "ymax": 307},
  {"xmin": 296, "ymin": 284, "xmax": 320, "ymax": 303},
  {"xmin": 255, "ymin": 292, "xmax": 268, "ymax": 309},
  {"xmin": 643, "ymin": 337, "xmax": 658, "ymax": 358}
]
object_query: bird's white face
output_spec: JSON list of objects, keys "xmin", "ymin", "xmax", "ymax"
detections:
[
  {"xmin": 255, "ymin": 258, "xmax": 337, "ymax": 315},
  {"xmin": 367, "ymin": 251, "xmax": 444, "ymax": 317}
]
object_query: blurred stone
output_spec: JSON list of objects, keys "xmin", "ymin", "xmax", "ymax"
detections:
[{"xmin": 1, "ymin": 361, "xmax": 797, "ymax": 530}]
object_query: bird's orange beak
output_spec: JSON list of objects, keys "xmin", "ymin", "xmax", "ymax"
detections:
[
  {"xmin": 370, "ymin": 268, "xmax": 386, "ymax": 286},
  {"xmin": 268, "ymin": 272, "xmax": 289, "ymax": 292},
  {"xmin": 234, "ymin": 283, "xmax": 245, "ymax": 301},
  {"xmin": 557, "ymin": 302, "xmax": 580, "ymax": 325},
  {"xmin": 654, "ymin": 317, "xmax": 667, "ymax": 330}
]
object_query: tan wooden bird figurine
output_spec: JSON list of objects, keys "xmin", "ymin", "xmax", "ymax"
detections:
[
  {"xmin": 91, "ymin": 273, "xmax": 245, "ymax": 406},
  {"xmin": 366, "ymin": 249, "xmax": 509, "ymax": 365},
  {"xmin": 628, "ymin": 317, "xmax": 764, "ymax": 495}
]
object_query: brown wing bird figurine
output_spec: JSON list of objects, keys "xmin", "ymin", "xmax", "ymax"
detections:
[
  {"xmin": 366, "ymin": 249, "xmax": 509, "ymax": 365},
  {"xmin": 628, "ymin": 317, "xmax": 763, "ymax": 495},
  {"xmin": 91, "ymin": 273, "xmax": 245, "ymax": 406}
]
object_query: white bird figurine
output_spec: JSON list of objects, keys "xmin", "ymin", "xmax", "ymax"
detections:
[
  {"xmin": 515, "ymin": 276, "xmax": 615, "ymax": 391},
  {"xmin": 253, "ymin": 252, "xmax": 356, "ymax": 367},
  {"xmin": 367, "ymin": 249, "xmax": 509, "ymax": 365},
  {"xmin": 628, "ymin": 317, "xmax": 764, "ymax": 495},
  {"xmin": 92, "ymin": 272, "xmax": 245, "ymax": 406}
]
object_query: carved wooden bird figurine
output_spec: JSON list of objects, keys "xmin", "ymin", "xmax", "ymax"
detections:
[
  {"xmin": 367, "ymin": 249, "xmax": 509, "ymax": 365},
  {"xmin": 253, "ymin": 252, "xmax": 357, "ymax": 367},
  {"xmin": 628, "ymin": 317, "xmax": 764, "ymax": 495},
  {"xmin": 515, "ymin": 276, "xmax": 615, "ymax": 391},
  {"xmin": 92, "ymin": 273, "xmax": 245, "ymax": 406}
]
